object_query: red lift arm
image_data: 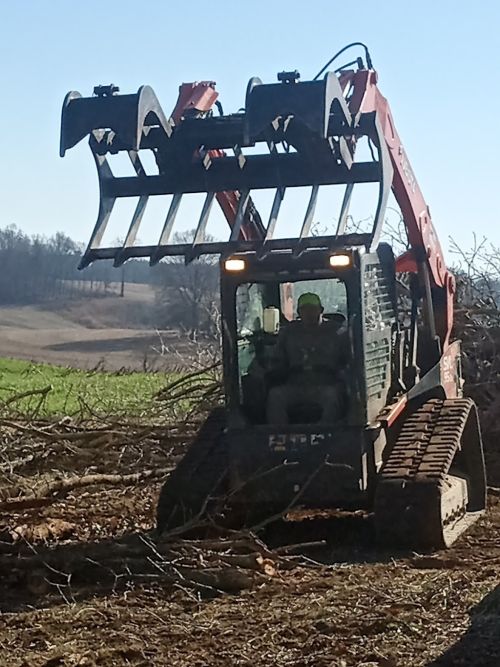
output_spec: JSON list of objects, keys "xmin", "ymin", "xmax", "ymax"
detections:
[
  {"xmin": 340, "ymin": 68, "xmax": 454, "ymax": 350},
  {"xmin": 170, "ymin": 82, "xmax": 266, "ymax": 241},
  {"xmin": 178, "ymin": 70, "xmax": 455, "ymax": 352},
  {"xmin": 179, "ymin": 68, "xmax": 455, "ymax": 353}
]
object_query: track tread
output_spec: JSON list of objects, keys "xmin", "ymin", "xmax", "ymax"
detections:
[{"xmin": 375, "ymin": 398, "xmax": 486, "ymax": 549}]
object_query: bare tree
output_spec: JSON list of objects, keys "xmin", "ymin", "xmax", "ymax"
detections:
[{"xmin": 154, "ymin": 231, "xmax": 220, "ymax": 340}]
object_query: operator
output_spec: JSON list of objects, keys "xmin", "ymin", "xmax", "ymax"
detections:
[{"xmin": 266, "ymin": 292, "xmax": 346, "ymax": 424}]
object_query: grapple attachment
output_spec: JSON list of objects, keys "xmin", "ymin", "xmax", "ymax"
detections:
[{"xmin": 60, "ymin": 70, "xmax": 393, "ymax": 268}]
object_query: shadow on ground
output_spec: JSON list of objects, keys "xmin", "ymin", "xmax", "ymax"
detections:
[
  {"xmin": 47, "ymin": 334, "xmax": 158, "ymax": 354},
  {"xmin": 0, "ymin": 514, "xmax": 400, "ymax": 614},
  {"xmin": 262, "ymin": 511, "xmax": 405, "ymax": 565},
  {"xmin": 427, "ymin": 585, "xmax": 500, "ymax": 666}
]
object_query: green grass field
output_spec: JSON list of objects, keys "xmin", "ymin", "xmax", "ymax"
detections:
[{"xmin": 0, "ymin": 358, "xmax": 175, "ymax": 419}]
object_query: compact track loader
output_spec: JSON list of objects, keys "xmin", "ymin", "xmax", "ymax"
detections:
[{"xmin": 60, "ymin": 43, "xmax": 486, "ymax": 549}]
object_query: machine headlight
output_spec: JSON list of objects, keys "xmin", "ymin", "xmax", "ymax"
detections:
[
  {"xmin": 224, "ymin": 258, "xmax": 246, "ymax": 272},
  {"xmin": 329, "ymin": 253, "xmax": 351, "ymax": 268}
]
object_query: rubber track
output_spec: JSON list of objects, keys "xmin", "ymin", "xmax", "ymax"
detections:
[
  {"xmin": 156, "ymin": 408, "xmax": 227, "ymax": 532},
  {"xmin": 375, "ymin": 398, "xmax": 481, "ymax": 549}
]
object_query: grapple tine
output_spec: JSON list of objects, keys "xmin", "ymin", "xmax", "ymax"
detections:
[
  {"xmin": 366, "ymin": 114, "xmax": 393, "ymax": 252},
  {"xmin": 256, "ymin": 187, "xmax": 285, "ymax": 261},
  {"xmin": 185, "ymin": 192, "xmax": 216, "ymax": 264},
  {"xmin": 293, "ymin": 185, "xmax": 320, "ymax": 258},
  {"xmin": 78, "ymin": 154, "xmax": 115, "ymax": 270},
  {"xmin": 229, "ymin": 190, "xmax": 251, "ymax": 242},
  {"xmin": 193, "ymin": 192, "xmax": 216, "ymax": 245},
  {"xmin": 113, "ymin": 195, "xmax": 148, "ymax": 268},
  {"xmin": 150, "ymin": 194, "xmax": 183, "ymax": 266},
  {"xmin": 113, "ymin": 151, "xmax": 149, "ymax": 267},
  {"xmin": 336, "ymin": 183, "xmax": 354, "ymax": 235}
]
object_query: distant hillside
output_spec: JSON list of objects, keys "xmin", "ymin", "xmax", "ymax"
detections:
[{"xmin": 0, "ymin": 282, "xmax": 201, "ymax": 371}]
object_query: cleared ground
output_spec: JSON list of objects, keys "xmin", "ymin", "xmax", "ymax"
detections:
[
  {"xmin": 0, "ymin": 290, "xmax": 498, "ymax": 665},
  {"xmin": 0, "ymin": 285, "xmax": 189, "ymax": 371},
  {"xmin": 0, "ymin": 417, "xmax": 498, "ymax": 667}
]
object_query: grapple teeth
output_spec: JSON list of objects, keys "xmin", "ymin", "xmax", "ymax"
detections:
[{"xmin": 60, "ymin": 72, "xmax": 390, "ymax": 267}]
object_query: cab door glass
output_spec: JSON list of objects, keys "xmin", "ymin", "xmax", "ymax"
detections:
[{"xmin": 236, "ymin": 283, "xmax": 267, "ymax": 375}]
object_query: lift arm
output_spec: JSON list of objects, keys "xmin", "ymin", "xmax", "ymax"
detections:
[
  {"xmin": 169, "ymin": 82, "xmax": 266, "ymax": 242},
  {"xmin": 341, "ymin": 68, "xmax": 454, "ymax": 350}
]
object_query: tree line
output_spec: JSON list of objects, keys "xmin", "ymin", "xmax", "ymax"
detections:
[
  {"xmin": 0, "ymin": 225, "xmax": 158, "ymax": 304},
  {"xmin": 0, "ymin": 225, "xmax": 220, "ymax": 339}
]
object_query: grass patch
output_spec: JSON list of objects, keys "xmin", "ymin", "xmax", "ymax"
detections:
[{"xmin": 0, "ymin": 358, "xmax": 176, "ymax": 419}]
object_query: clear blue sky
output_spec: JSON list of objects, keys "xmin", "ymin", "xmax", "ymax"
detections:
[{"xmin": 0, "ymin": 0, "xmax": 498, "ymax": 255}]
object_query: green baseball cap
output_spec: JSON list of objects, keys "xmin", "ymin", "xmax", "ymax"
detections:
[{"xmin": 297, "ymin": 292, "xmax": 322, "ymax": 309}]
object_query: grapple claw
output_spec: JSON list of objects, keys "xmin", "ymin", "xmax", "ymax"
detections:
[{"xmin": 60, "ymin": 84, "xmax": 172, "ymax": 157}]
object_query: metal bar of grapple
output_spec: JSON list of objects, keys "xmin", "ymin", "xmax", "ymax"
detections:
[
  {"xmin": 193, "ymin": 192, "xmax": 216, "ymax": 245},
  {"xmin": 150, "ymin": 193, "xmax": 183, "ymax": 266},
  {"xmin": 293, "ymin": 185, "xmax": 319, "ymax": 257},
  {"xmin": 184, "ymin": 192, "xmax": 216, "ymax": 263},
  {"xmin": 102, "ymin": 160, "xmax": 380, "ymax": 198},
  {"xmin": 114, "ymin": 152, "xmax": 149, "ymax": 267},
  {"xmin": 78, "ymin": 153, "xmax": 116, "ymax": 270},
  {"xmin": 229, "ymin": 190, "xmax": 250, "ymax": 242},
  {"xmin": 265, "ymin": 188, "xmax": 285, "ymax": 242},
  {"xmin": 256, "ymin": 187, "xmax": 286, "ymax": 261},
  {"xmin": 336, "ymin": 183, "xmax": 354, "ymax": 235},
  {"xmin": 82, "ymin": 232, "xmax": 373, "ymax": 266}
]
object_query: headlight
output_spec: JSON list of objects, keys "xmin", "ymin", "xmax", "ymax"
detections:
[
  {"xmin": 329, "ymin": 253, "xmax": 351, "ymax": 268},
  {"xmin": 224, "ymin": 258, "xmax": 246, "ymax": 272}
]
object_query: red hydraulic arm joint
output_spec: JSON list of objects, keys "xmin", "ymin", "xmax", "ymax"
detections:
[
  {"xmin": 170, "ymin": 82, "xmax": 265, "ymax": 242},
  {"xmin": 340, "ymin": 69, "xmax": 455, "ymax": 351}
]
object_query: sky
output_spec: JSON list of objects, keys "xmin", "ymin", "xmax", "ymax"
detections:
[{"xmin": 0, "ymin": 0, "xmax": 498, "ymax": 258}]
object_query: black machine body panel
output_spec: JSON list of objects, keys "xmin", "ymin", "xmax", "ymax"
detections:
[{"xmin": 219, "ymin": 242, "xmax": 398, "ymax": 509}]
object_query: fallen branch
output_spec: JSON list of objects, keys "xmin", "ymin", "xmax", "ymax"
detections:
[
  {"xmin": 0, "ymin": 467, "xmax": 173, "ymax": 510},
  {"xmin": 0, "ymin": 385, "xmax": 52, "ymax": 409},
  {"xmin": 0, "ymin": 453, "xmax": 36, "ymax": 475}
]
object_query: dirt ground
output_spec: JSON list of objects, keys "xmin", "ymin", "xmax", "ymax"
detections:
[
  {"xmin": 0, "ymin": 290, "xmax": 498, "ymax": 666},
  {"xmin": 0, "ymin": 417, "xmax": 498, "ymax": 667},
  {"xmin": 0, "ymin": 285, "xmax": 191, "ymax": 371}
]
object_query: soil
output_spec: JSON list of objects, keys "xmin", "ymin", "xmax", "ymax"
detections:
[
  {"xmin": 0, "ymin": 285, "xmax": 195, "ymax": 371},
  {"xmin": 0, "ymin": 291, "xmax": 498, "ymax": 666},
  {"xmin": 0, "ymin": 418, "xmax": 498, "ymax": 667}
]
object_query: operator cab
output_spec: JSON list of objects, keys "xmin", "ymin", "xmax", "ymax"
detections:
[
  {"xmin": 237, "ymin": 276, "xmax": 348, "ymax": 424},
  {"xmin": 220, "ymin": 244, "xmax": 397, "ymax": 430},
  {"xmin": 220, "ymin": 249, "xmax": 359, "ymax": 426}
]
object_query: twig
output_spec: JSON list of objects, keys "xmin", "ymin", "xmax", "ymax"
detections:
[{"xmin": 0, "ymin": 385, "xmax": 52, "ymax": 409}]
